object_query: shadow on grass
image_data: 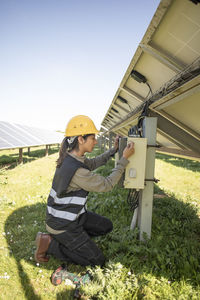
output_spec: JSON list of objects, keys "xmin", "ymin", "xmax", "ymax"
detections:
[
  {"xmin": 4, "ymin": 203, "xmax": 76, "ymax": 300},
  {"xmin": 89, "ymin": 185, "xmax": 200, "ymax": 287},
  {"xmin": 150, "ymin": 185, "xmax": 200, "ymax": 281},
  {"xmin": 0, "ymin": 147, "xmax": 59, "ymax": 170},
  {"xmin": 156, "ymin": 153, "xmax": 200, "ymax": 172},
  {"xmin": 4, "ymin": 188, "xmax": 200, "ymax": 299}
]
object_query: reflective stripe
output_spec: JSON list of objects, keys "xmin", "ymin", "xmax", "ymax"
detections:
[
  {"xmin": 47, "ymin": 206, "xmax": 85, "ymax": 221},
  {"xmin": 50, "ymin": 188, "xmax": 86, "ymax": 205},
  {"xmin": 78, "ymin": 207, "xmax": 86, "ymax": 216}
]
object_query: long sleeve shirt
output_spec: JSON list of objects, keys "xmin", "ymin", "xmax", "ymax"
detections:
[
  {"xmin": 67, "ymin": 148, "xmax": 129, "ymax": 193},
  {"xmin": 46, "ymin": 148, "xmax": 129, "ymax": 234}
]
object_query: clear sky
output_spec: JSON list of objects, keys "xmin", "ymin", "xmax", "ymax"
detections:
[{"xmin": 0, "ymin": 0, "xmax": 160, "ymax": 132}]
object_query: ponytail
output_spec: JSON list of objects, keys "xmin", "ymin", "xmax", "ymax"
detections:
[
  {"xmin": 56, "ymin": 134, "xmax": 92, "ymax": 168},
  {"xmin": 56, "ymin": 137, "xmax": 69, "ymax": 168}
]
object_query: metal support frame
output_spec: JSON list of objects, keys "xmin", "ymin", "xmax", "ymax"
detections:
[
  {"xmin": 109, "ymin": 132, "xmax": 114, "ymax": 148},
  {"xmin": 104, "ymin": 136, "xmax": 108, "ymax": 152},
  {"xmin": 102, "ymin": 136, "xmax": 106, "ymax": 151},
  {"xmin": 157, "ymin": 110, "xmax": 200, "ymax": 141},
  {"xmin": 136, "ymin": 117, "xmax": 157, "ymax": 240},
  {"xmin": 104, "ymin": 119, "xmax": 115, "ymax": 128},
  {"xmin": 108, "ymin": 112, "xmax": 140, "ymax": 134},
  {"xmin": 114, "ymin": 102, "xmax": 130, "ymax": 114},
  {"xmin": 157, "ymin": 147, "xmax": 200, "ymax": 160},
  {"xmin": 119, "ymin": 128, "xmax": 128, "ymax": 136},
  {"xmin": 98, "ymin": 136, "xmax": 103, "ymax": 150},
  {"xmin": 45, "ymin": 145, "xmax": 49, "ymax": 156},
  {"xmin": 19, "ymin": 148, "xmax": 23, "ymax": 164},
  {"xmin": 102, "ymin": 122, "xmax": 112, "ymax": 129},
  {"xmin": 156, "ymin": 128, "xmax": 186, "ymax": 150},
  {"xmin": 139, "ymin": 43, "xmax": 185, "ymax": 73},
  {"xmin": 109, "ymin": 111, "xmax": 122, "ymax": 120},
  {"xmin": 150, "ymin": 111, "xmax": 200, "ymax": 155},
  {"xmin": 120, "ymin": 86, "xmax": 144, "ymax": 103},
  {"xmin": 151, "ymin": 81, "xmax": 200, "ymax": 111}
]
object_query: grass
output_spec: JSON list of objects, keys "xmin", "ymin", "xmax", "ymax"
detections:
[
  {"xmin": 0, "ymin": 145, "xmax": 59, "ymax": 169},
  {"xmin": 0, "ymin": 148, "xmax": 200, "ymax": 299}
]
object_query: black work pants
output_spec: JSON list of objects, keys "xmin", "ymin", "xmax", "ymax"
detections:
[{"xmin": 47, "ymin": 211, "xmax": 113, "ymax": 266}]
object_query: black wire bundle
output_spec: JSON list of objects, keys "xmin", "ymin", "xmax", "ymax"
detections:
[{"xmin": 127, "ymin": 189, "xmax": 140, "ymax": 211}]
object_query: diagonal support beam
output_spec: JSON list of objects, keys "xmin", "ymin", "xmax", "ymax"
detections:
[
  {"xmin": 114, "ymin": 102, "xmax": 130, "ymax": 114},
  {"xmin": 137, "ymin": 117, "xmax": 157, "ymax": 240},
  {"xmin": 120, "ymin": 86, "xmax": 145, "ymax": 103},
  {"xmin": 157, "ymin": 110, "xmax": 200, "ymax": 141},
  {"xmin": 139, "ymin": 43, "xmax": 185, "ymax": 73},
  {"xmin": 149, "ymin": 111, "xmax": 200, "ymax": 155}
]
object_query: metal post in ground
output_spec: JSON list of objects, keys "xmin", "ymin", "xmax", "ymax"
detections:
[
  {"xmin": 104, "ymin": 135, "xmax": 107, "ymax": 152},
  {"xmin": 19, "ymin": 148, "xmax": 23, "ymax": 164},
  {"xmin": 98, "ymin": 135, "xmax": 103, "ymax": 151},
  {"xmin": 45, "ymin": 145, "xmax": 49, "ymax": 156},
  {"xmin": 109, "ymin": 132, "xmax": 114, "ymax": 149},
  {"xmin": 137, "ymin": 117, "xmax": 157, "ymax": 240}
]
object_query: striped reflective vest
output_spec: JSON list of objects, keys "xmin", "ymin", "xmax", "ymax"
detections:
[{"xmin": 46, "ymin": 154, "xmax": 89, "ymax": 230}]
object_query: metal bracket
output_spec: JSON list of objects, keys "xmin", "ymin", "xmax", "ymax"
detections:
[
  {"xmin": 145, "ymin": 178, "xmax": 160, "ymax": 183},
  {"xmin": 147, "ymin": 144, "xmax": 161, "ymax": 148}
]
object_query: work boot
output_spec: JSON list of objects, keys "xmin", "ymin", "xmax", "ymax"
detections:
[
  {"xmin": 34, "ymin": 232, "xmax": 52, "ymax": 263},
  {"xmin": 51, "ymin": 264, "xmax": 91, "ymax": 286}
]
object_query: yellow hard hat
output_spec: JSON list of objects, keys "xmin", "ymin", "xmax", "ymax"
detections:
[{"xmin": 65, "ymin": 115, "xmax": 99, "ymax": 137}]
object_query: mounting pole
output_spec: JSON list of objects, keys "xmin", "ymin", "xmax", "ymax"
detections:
[
  {"xmin": 45, "ymin": 145, "xmax": 49, "ymax": 156},
  {"xmin": 137, "ymin": 117, "xmax": 157, "ymax": 240},
  {"xmin": 19, "ymin": 148, "xmax": 23, "ymax": 164},
  {"xmin": 103, "ymin": 136, "xmax": 107, "ymax": 152},
  {"xmin": 98, "ymin": 136, "xmax": 103, "ymax": 150},
  {"xmin": 109, "ymin": 132, "xmax": 114, "ymax": 148}
]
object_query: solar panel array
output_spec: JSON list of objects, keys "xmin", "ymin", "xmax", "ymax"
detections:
[
  {"xmin": 101, "ymin": 0, "xmax": 200, "ymax": 159},
  {"xmin": 0, "ymin": 121, "xmax": 63, "ymax": 150}
]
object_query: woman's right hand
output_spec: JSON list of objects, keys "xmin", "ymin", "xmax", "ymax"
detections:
[{"xmin": 123, "ymin": 142, "xmax": 135, "ymax": 159}]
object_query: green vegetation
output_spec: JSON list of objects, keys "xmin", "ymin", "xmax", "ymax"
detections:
[
  {"xmin": 0, "ymin": 145, "xmax": 59, "ymax": 169},
  {"xmin": 0, "ymin": 148, "xmax": 199, "ymax": 299}
]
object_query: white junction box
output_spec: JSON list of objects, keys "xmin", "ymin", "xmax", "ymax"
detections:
[{"xmin": 124, "ymin": 137, "xmax": 147, "ymax": 189}]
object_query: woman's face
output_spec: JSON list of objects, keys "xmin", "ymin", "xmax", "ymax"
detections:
[{"xmin": 82, "ymin": 134, "xmax": 97, "ymax": 153}]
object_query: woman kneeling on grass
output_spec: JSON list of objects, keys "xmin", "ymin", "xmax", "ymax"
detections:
[{"xmin": 34, "ymin": 115, "xmax": 134, "ymax": 286}]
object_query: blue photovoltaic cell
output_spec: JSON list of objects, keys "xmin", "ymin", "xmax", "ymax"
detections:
[{"xmin": 0, "ymin": 121, "xmax": 63, "ymax": 150}]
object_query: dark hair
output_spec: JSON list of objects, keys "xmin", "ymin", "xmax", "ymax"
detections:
[{"xmin": 56, "ymin": 134, "xmax": 92, "ymax": 168}]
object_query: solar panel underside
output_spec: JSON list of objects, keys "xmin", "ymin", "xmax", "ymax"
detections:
[{"xmin": 0, "ymin": 121, "xmax": 63, "ymax": 150}]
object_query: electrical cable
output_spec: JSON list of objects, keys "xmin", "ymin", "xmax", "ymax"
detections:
[
  {"xmin": 128, "ymin": 102, "xmax": 133, "ymax": 111},
  {"xmin": 127, "ymin": 189, "xmax": 140, "ymax": 211},
  {"xmin": 135, "ymin": 81, "xmax": 153, "ymax": 136},
  {"xmin": 145, "ymin": 82, "xmax": 153, "ymax": 97}
]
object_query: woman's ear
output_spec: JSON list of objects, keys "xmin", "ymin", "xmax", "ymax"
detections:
[{"xmin": 78, "ymin": 136, "xmax": 84, "ymax": 145}]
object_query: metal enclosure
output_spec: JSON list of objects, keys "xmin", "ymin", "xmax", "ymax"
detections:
[{"xmin": 124, "ymin": 138, "xmax": 147, "ymax": 189}]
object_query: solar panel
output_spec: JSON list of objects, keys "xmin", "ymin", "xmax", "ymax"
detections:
[
  {"xmin": 101, "ymin": 0, "xmax": 200, "ymax": 158},
  {"xmin": 0, "ymin": 121, "xmax": 63, "ymax": 150}
]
